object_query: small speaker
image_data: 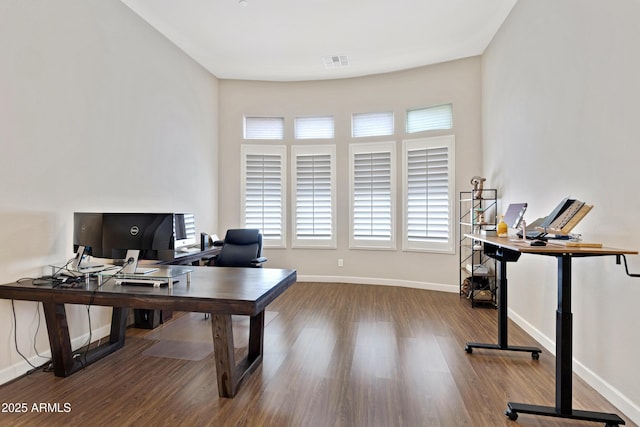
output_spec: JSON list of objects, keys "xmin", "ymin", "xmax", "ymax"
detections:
[{"xmin": 200, "ymin": 232, "xmax": 210, "ymax": 251}]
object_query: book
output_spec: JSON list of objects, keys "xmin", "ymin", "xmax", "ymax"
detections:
[
  {"xmin": 548, "ymin": 240, "xmax": 602, "ymax": 248},
  {"xmin": 536, "ymin": 198, "xmax": 593, "ymax": 235}
]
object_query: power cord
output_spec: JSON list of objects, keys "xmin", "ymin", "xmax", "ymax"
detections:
[
  {"xmin": 94, "ymin": 256, "xmax": 136, "ymax": 288},
  {"xmin": 11, "ymin": 256, "xmax": 137, "ymax": 372},
  {"xmin": 75, "ymin": 256, "xmax": 136, "ymax": 365},
  {"xmin": 10, "ymin": 300, "xmax": 51, "ymax": 374}
]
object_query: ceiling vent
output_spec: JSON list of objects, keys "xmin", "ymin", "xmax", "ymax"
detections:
[{"xmin": 322, "ymin": 55, "xmax": 349, "ymax": 69}]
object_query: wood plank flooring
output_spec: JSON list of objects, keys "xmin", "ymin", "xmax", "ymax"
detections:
[{"xmin": 0, "ymin": 282, "xmax": 633, "ymax": 427}]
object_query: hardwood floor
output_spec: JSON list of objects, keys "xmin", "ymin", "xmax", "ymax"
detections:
[{"xmin": 0, "ymin": 282, "xmax": 633, "ymax": 427}]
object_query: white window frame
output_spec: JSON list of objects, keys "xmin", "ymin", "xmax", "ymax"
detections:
[
  {"xmin": 243, "ymin": 116, "xmax": 284, "ymax": 140},
  {"xmin": 352, "ymin": 111, "xmax": 394, "ymax": 138},
  {"xmin": 402, "ymin": 135, "xmax": 455, "ymax": 253},
  {"xmin": 349, "ymin": 142, "xmax": 396, "ymax": 250},
  {"xmin": 294, "ymin": 115, "xmax": 335, "ymax": 140},
  {"xmin": 291, "ymin": 145, "xmax": 336, "ymax": 248},
  {"xmin": 406, "ymin": 104, "xmax": 453, "ymax": 133},
  {"xmin": 240, "ymin": 144, "xmax": 286, "ymax": 248}
]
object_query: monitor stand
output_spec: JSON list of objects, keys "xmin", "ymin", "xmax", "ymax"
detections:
[
  {"xmin": 121, "ymin": 250, "xmax": 158, "ymax": 274},
  {"xmin": 70, "ymin": 246, "xmax": 85, "ymax": 271},
  {"xmin": 121, "ymin": 250, "xmax": 140, "ymax": 274}
]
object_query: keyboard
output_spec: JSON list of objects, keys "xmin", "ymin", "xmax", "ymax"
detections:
[
  {"xmin": 177, "ymin": 246, "xmax": 201, "ymax": 254},
  {"xmin": 114, "ymin": 278, "xmax": 168, "ymax": 287}
]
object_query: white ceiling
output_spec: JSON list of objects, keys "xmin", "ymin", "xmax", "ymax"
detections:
[{"xmin": 120, "ymin": 0, "xmax": 517, "ymax": 82}]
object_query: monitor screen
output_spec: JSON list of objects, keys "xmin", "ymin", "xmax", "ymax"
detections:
[
  {"xmin": 101, "ymin": 213, "xmax": 175, "ymax": 260},
  {"xmin": 174, "ymin": 214, "xmax": 187, "ymax": 240},
  {"xmin": 173, "ymin": 213, "xmax": 196, "ymax": 248},
  {"xmin": 73, "ymin": 212, "xmax": 105, "ymax": 258}
]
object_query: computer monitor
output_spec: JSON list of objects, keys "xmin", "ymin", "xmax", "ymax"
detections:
[
  {"xmin": 73, "ymin": 212, "xmax": 105, "ymax": 258},
  {"xmin": 101, "ymin": 213, "xmax": 175, "ymax": 261},
  {"xmin": 73, "ymin": 212, "xmax": 195, "ymax": 261},
  {"xmin": 173, "ymin": 213, "xmax": 196, "ymax": 249}
]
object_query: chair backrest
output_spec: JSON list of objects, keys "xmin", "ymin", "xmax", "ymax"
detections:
[{"xmin": 215, "ymin": 229, "xmax": 263, "ymax": 267}]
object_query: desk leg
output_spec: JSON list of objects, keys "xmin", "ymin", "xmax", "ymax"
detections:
[
  {"xmin": 211, "ymin": 311, "xmax": 265, "ymax": 398},
  {"xmin": 505, "ymin": 256, "xmax": 626, "ymax": 426},
  {"xmin": 43, "ymin": 304, "xmax": 128, "ymax": 377},
  {"xmin": 465, "ymin": 258, "xmax": 541, "ymax": 358},
  {"xmin": 557, "ymin": 255, "xmax": 573, "ymax": 412},
  {"xmin": 42, "ymin": 302, "xmax": 75, "ymax": 376}
]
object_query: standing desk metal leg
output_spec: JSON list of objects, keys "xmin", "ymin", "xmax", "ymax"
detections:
[
  {"xmin": 506, "ymin": 255, "xmax": 626, "ymax": 426},
  {"xmin": 465, "ymin": 248, "xmax": 542, "ymax": 358},
  {"xmin": 557, "ymin": 254, "xmax": 573, "ymax": 413}
]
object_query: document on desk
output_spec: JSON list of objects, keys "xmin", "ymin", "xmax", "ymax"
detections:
[{"xmin": 547, "ymin": 240, "xmax": 602, "ymax": 248}]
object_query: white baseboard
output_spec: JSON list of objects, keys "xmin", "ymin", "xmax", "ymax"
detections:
[
  {"xmin": 508, "ymin": 308, "xmax": 640, "ymax": 425},
  {"xmin": 297, "ymin": 274, "xmax": 459, "ymax": 293},
  {"xmin": 0, "ymin": 324, "xmax": 112, "ymax": 385}
]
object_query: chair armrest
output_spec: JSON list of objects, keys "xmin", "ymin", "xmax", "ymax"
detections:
[{"xmin": 251, "ymin": 256, "xmax": 268, "ymax": 266}]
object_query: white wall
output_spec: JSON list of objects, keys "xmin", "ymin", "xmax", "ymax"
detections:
[
  {"xmin": 218, "ymin": 59, "xmax": 483, "ymax": 291},
  {"xmin": 0, "ymin": 0, "xmax": 219, "ymax": 382},
  {"xmin": 483, "ymin": 0, "xmax": 640, "ymax": 422}
]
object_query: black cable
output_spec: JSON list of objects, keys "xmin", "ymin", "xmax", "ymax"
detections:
[
  {"xmin": 94, "ymin": 257, "xmax": 133, "ymax": 288},
  {"xmin": 72, "ymin": 304, "xmax": 93, "ymax": 369},
  {"xmin": 11, "ymin": 257, "xmax": 135, "ymax": 372},
  {"xmin": 10, "ymin": 300, "xmax": 42, "ymax": 371},
  {"xmin": 32, "ymin": 302, "xmax": 47, "ymax": 360},
  {"xmin": 49, "ymin": 256, "xmax": 77, "ymax": 285},
  {"xmin": 75, "ymin": 257, "xmax": 135, "ymax": 366}
]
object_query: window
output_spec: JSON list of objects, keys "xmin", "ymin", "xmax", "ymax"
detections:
[
  {"xmin": 403, "ymin": 135, "xmax": 455, "ymax": 253},
  {"xmin": 295, "ymin": 116, "xmax": 335, "ymax": 139},
  {"xmin": 244, "ymin": 116, "xmax": 284, "ymax": 140},
  {"xmin": 352, "ymin": 112, "xmax": 394, "ymax": 137},
  {"xmin": 406, "ymin": 104, "xmax": 453, "ymax": 133},
  {"xmin": 241, "ymin": 145, "xmax": 286, "ymax": 247},
  {"xmin": 183, "ymin": 214, "xmax": 196, "ymax": 239},
  {"xmin": 174, "ymin": 213, "xmax": 197, "ymax": 248},
  {"xmin": 349, "ymin": 142, "xmax": 395, "ymax": 249},
  {"xmin": 291, "ymin": 145, "xmax": 336, "ymax": 248}
]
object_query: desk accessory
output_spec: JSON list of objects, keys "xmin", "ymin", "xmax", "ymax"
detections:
[
  {"xmin": 536, "ymin": 197, "xmax": 592, "ymax": 235},
  {"xmin": 470, "ymin": 176, "xmax": 486, "ymax": 199},
  {"xmin": 548, "ymin": 239, "xmax": 602, "ymax": 248},
  {"xmin": 503, "ymin": 203, "xmax": 527, "ymax": 229},
  {"xmin": 497, "ymin": 216, "xmax": 508, "ymax": 237},
  {"xmin": 114, "ymin": 278, "xmax": 168, "ymax": 287}
]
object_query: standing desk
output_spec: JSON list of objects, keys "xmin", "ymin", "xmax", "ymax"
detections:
[
  {"xmin": 465, "ymin": 234, "xmax": 636, "ymax": 426},
  {"xmin": 0, "ymin": 266, "xmax": 297, "ymax": 398}
]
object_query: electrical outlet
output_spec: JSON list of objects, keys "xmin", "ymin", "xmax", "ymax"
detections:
[{"xmin": 338, "ymin": 259, "xmax": 344, "ymax": 267}]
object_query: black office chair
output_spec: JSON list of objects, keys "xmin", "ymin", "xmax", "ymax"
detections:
[{"xmin": 207, "ymin": 229, "xmax": 267, "ymax": 267}]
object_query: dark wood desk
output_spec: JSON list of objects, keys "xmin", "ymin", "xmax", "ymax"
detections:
[
  {"xmin": 158, "ymin": 246, "xmax": 221, "ymax": 266},
  {"xmin": 466, "ymin": 234, "xmax": 636, "ymax": 426},
  {"xmin": 0, "ymin": 266, "xmax": 296, "ymax": 398}
]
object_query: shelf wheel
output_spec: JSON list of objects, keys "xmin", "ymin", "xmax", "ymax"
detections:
[{"xmin": 505, "ymin": 409, "xmax": 518, "ymax": 421}]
